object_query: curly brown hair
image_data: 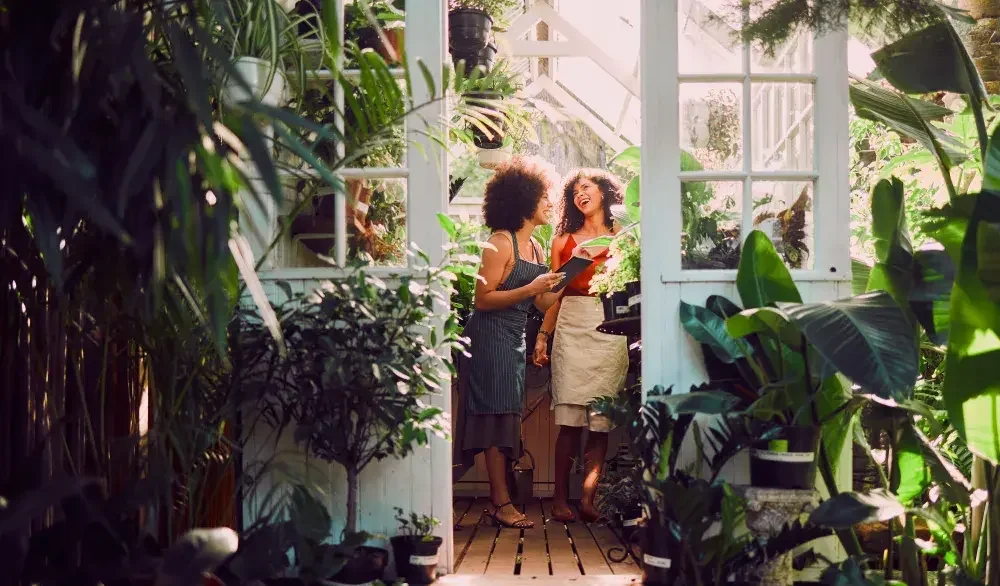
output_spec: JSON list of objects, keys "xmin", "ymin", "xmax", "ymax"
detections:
[
  {"xmin": 556, "ymin": 168, "xmax": 623, "ymax": 235},
  {"xmin": 482, "ymin": 157, "xmax": 555, "ymax": 233}
]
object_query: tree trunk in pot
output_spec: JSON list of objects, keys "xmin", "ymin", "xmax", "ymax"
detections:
[
  {"xmin": 958, "ymin": 0, "xmax": 1000, "ymax": 93},
  {"xmin": 347, "ymin": 467, "xmax": 359, "ymax": 535}
]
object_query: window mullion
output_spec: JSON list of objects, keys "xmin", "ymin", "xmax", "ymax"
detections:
[
  {"xmin": 333, "ymin": 0, "xmax": 347, "ymax": 268},
  {"xmin": 740, "ymin": 6, "xmax": 752, "ymax": 248}
]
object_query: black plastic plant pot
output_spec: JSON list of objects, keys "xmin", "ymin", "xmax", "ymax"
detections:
[
  {"xmin": 616, "ymin": 504, "xmax": 644, "ymax": 539},
  {"xmin": 640, "ymin": 527, "xmax": 674, "ymax": 586},
  {"xmin": 625, "ymin": 280, "xmax": 641, "ymax": 318},
  {"xmin": 471, "ymin": 122, "xmax": 504, "ymax": 150},
  {"xmin": 600, "ymin": 291, "xmax": 632, "ymax": 322},
  {"xmin": 391, "ymin": 535, "xmax": 443, "ymax": 585},
  {"xmin": 749, "ymin": 425, "xmax": 821, "ymax": 490},
  {"xmin": 331, "ymin": 545, "xmax": 388, "ymax": 584},
  {"xmin": 448, "ymin": 8, "xmax": 493, "ymax": 65}
]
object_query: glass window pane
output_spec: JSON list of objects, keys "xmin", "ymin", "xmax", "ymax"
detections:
[
  {"xmin": 678, "ymin": 0, "xmax": 743, "ymax": 74},
  {"xmin": 750, "ymin": 82, "xmax": 813, "ymax": 171},
  {"xmin": 748, "ymin": 0, "xmax": 812, "ymax": 73},
  {"xmin": 280, "ymin": 177, "xmax": 408, "ymax": 268},
  {"xmin": 680, "ymin": 83, "xmax": 743, "ymax": 171},
  {"xmin": 681, "ymin": 180, "xmax": 743, "ymax": 270},
  {"xmin": 751, "ymin": 181, "xmax": 814, "ymax": 270}
]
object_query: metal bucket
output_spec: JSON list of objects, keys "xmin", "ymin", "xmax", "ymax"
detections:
[{"xmin": 509, "ymin": 448, "xmax": 536, "ymax": 506}]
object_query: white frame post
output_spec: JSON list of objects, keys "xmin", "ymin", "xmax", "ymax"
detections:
[
  {"xmin": 405, "ymin": 0, "xmax": 453, "ymax": 572},
  {"xmin": 640, "ymin": 0, "xmax": 680, "ymax": 394}
]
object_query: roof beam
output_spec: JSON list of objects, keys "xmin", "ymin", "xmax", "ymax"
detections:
[
  {"xmin": 498, "ymin": 2, "xmax": 640, "ymax": 97},
  {"xmin": 533, "ymin": 75, "xmax": 628, "ymax": 151}
]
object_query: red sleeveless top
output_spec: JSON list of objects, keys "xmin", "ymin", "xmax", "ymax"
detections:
[{"xmin": 560, "ymin": 235, "xmax": 610, "ymax": 297}]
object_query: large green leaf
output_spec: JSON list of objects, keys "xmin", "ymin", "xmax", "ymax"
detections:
[
  {"xmin": 737, "ymin": 230, "xmax": 802, "ymax": 309},
  {"xmin": 872, "ymin": 21, "xmax": 990, "ymax": 160},
  {"xmin": 849, "ymin": 78, "xmax": 965, "ymax": 199},
  {"xmin": 650, "ymin": 388, "xmax": 743, "ymax": 416},
  {"xmin": 809, "ymin": 489, "xmax": 904, "ymax": 529},
  {"xmin": 892, "ymin": 424, "xmax": 929, "ymax": 506},
  {"xmin": 815, "ymin": 374, "xmax": 854, "ymax": 477},
  {"xmin": 941, "ymin": 192, "xmax": 1000, "ymax": 464},
  {"xmin": 866, "ymin": 177, "xmax": 913, "ymax": 306},
  {"xmin": 610, "ymin": 145, "xmax": 641, "ymax": 172},
  {"xmin": 680, "ymin": 301, "xmax": 745, "ymax": 364},
  {"xmin": 726, "ymin": 307, "xmax": 802, "ymax": 349},
  {"xmin": 779, "ymin": 292, "xmax": 919, "ymax": 400},
  {"xmin": 851, "ymin": 258, "xmax": 872, "ymax": 296},
  {"xmin": 909, "ymin": 248, "xmax": 955, "ymax": 345}
]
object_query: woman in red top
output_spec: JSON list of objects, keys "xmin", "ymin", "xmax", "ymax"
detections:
[{"xmin": 533, "ymin": 169, "xmax": 629, "ymax": 523}]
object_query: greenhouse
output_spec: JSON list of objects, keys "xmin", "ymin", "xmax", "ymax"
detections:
[{"xmin": 3, "ymin": 0, "xmax": 1000, "ymax": 585}]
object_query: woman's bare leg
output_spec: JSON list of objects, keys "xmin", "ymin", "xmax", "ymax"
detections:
[
  {"xmin": 485, "ymin": 447, "xmax": 533, "ymax": 527},
  {"xmin": 552, "ymin": 425, "xmax": 582, "ymax": 521},
  {"xmin": 579, "ymin": 431, "xmax": 609, "ymax": 522}
]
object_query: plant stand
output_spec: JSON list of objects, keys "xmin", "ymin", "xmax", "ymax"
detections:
[{"xmin": 739, "ymin": 487, "xmax": 819, "ymax": 586}]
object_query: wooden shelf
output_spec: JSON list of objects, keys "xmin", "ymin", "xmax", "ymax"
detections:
[{"xmin": 596, "ymin": 316, "xmax": 640, "ymax": 337}]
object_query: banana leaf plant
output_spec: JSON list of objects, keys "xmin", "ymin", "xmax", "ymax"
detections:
[{"xmin": 592, "ymin": 385, "xmax": 832, "ymax": 585}]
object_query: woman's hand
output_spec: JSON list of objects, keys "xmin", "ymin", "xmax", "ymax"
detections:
[
  {"xmin": 533, "ymin": 334, "xmax": 550, "ymax": 366},
  {"xmin": 528, "ymin": 272, "xmax": 565, "ymax": 296},
  {"xmin": 571, "ymin": 244, "xmax": 593, "ymax": 259}
]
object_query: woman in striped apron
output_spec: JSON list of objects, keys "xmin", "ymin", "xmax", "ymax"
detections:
[
  {"xmin": 533, "ymin": 169, "xmax": 629, "ymax": 523},
  {"xmin": 457, "ymin": 158, "xmax": 566, "ymax": 529}
]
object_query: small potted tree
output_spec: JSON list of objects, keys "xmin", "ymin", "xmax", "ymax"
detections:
[
  {"xmin": 390, "ymin": 508, "xmax": 443, "ymax": 584},
  {"xmin": 256, "ymin": 263, "xmax": 462, "ymax": 584},
  {"xmin": 447, "ymin": 0, "xmax": 519, "ymax": 70}
]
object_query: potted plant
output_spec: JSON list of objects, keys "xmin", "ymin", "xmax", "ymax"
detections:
[
  {"xmin": 590, "ymin": 231, "xmax": 640, "ymax": 322},
  {"xmin": 447, "ymin": 0, "xmax": 518, "ymax": 70},
  {"xmin": 390, "ymin": 508, "xmax": 443, "ymax": 584},
  {"xmin": 677, "ymin": 230, "xmax": 854, "ymax": 493},
  {"xmin": 214, "ymin": 0, "xmax": 313, "ymax": 107},
  {"xmin": 457, "ymin": 60, "xmax": 529, "ymax": 167},
  {"xmin": 254, "ymin": 264, "xmax": 462, "ymax": 585}
]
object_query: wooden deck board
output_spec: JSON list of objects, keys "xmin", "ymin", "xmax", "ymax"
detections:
[
  {"xmin": 588, "ymin": 521, "xmax": 640, "ymax": 575},
  {"xmin": 453, "ymin": 497, "xmax": 638, "ymax": 577},
  {"xmin": 569, "ymin": 505, "xmax": 614, "ymax": 575},
  {"xmin": 485, "ymin": 525, "xmax": 522, "ymax": 575},
  {"xmin": 456, "ymin": 498, "xmax": 498, "ymax": 575},
  {"xmin": 540, "ymin": 499, "xmax": 583, "ymax": 576},
  {"xmin": 518, "ymin": 499, "xmax": 550, "ymax": 577}
]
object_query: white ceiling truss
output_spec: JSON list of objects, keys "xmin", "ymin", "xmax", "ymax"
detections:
[{"xmin": 497, "ymin": 0, "xmax": 639, "ymax": 149}]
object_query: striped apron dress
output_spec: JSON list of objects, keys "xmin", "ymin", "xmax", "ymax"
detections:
[{"xmin": 456, "ymin": 230, "xmax": 548, "ymax": 465}]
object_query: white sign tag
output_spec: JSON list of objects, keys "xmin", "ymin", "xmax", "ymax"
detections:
[
  {"xmin": 623, "ymin": 517, "xmax": 641, "ymax": 527},
  {"xmin": 644, "ymin": 554, "xmax": 671, "ymax": 569},
  {"xmin": 409, "ymin": 554, "xmax": 439, "ymax": 566},
  {"xmin": 750, "ymin": 449, "xmax": 815, "ymax": 463},
  {"xmin": 628, "ymin": 294, "xmax": 641, "ymax": 307}
]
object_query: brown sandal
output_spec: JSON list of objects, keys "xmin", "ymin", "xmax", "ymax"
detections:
[{"xmin": 490, "ymin": 502, "xmax": 534, "ymax": 529}]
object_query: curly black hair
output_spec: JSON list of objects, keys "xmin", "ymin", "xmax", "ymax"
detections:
[
  {"xmin": 556, "ymin": 168, "xmax": 623, "ymax": 235},
  {"xmin": 482, "ymin": 157, "xmax": 555, "ymax": 233}
]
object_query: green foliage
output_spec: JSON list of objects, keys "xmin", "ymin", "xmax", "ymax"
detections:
[
  {"xmin": 394, "ymin": 507, "xmax": 441, "ymax": 537},
  {"xmin": 447, "ymin": 0, "xmax": 521, "ymax": 22},
  {"xmin": 590, "ymin": 232, "xmax": 640, "ymax": 295},
  {"xmin": 737, "ymin": 0, "xmax": 951, "ymax": 57},
  {"xmin": 437, "ymin": 213, "xmax": 491, "ymax": 329}
]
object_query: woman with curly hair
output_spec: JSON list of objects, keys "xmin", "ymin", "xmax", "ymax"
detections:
[
  {"xmin": 533, "ymin": 168, "xmax": 629, "ymax": 523},
  {"xmin": 455, "ymin": 157, "xmax": 567, "ymax": 529}
]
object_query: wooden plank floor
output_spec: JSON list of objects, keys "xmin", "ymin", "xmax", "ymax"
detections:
[{"xmin": 454, "ymin": 497, "xmax": 641, "ymax": 577}]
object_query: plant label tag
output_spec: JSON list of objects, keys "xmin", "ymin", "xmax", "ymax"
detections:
[
  {"xmin": 751, "ymin": 449, "xmax": 815, "ymax": 463},
  {"xmin": 410, "ymin": 554, "xmax": 439, "ymax": 566},
  {"xmin": 623, "ymin": 517, "xmax": 641, "ymax": 527},
  {"xmin": 644, "ymin": 554, "xmax": 671, "ymax": 569},
  {"xmin": 628, "ymin": 294, "xmax": 641, "ymax": 307},
  {"xmin": 616, "ymin": 305, "xmax": 630, "ymax": 315}
]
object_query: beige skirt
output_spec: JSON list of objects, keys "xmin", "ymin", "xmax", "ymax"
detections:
[{"xmin": 550, "ymin": 296, "xmax": 629, "ymax": 409}]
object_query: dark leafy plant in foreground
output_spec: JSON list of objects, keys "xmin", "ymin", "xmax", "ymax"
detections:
[{"xmin": 602, "ymin": 385, "xmax": 833, "ymax": 585}]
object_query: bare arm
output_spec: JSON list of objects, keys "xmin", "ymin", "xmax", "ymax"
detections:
[
  {"xmin": 536, "ymin": 234, "xmax": 569, "ymax": 329},
  {"xmin": 474, "ymin": 234, "xmax": 562, "ymax": 311}
]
